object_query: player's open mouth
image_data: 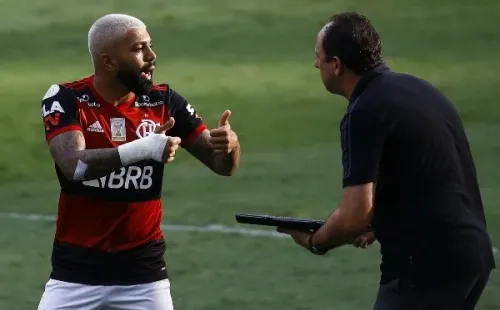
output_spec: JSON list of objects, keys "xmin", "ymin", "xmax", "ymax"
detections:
[{"xmin": 141, "ymin": 67, "xmax": 154, "ymax": 80}]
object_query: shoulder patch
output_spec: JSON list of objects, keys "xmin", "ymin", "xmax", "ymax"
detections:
[
  {"xmin": 42, "ymin": 84, "xmax": 60, "ymax": 100},
  {"xmin": 185, "ymin": 103, "xmax": 195, "ymax": 116}
]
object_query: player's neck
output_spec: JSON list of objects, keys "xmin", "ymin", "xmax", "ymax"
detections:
[
  {"xmin": 92, "ymin": 75, "xmax": 135, "ymax": 106},
  {"xmin": 343, "ymin": 74, "xmax": 361, "ymax": 101}
]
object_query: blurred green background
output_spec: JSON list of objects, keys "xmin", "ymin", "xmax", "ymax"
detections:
[{"xmin": 0, "ymin": 0, "xmax": 498, "ymax": 309}]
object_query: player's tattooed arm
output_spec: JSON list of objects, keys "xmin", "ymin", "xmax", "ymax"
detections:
[
  {"xmin": 166, "ymin": 88, "xmax": 240, "ymax": 175},
  {"xmin": 48, "ymin": 130, "xmax": 123, "ymax": 181},
  {"xmin": 185, "ymin": 129, "xmax": 240, "ymax": 176}
]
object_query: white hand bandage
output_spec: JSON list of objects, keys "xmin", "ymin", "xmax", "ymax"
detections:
[{"xmin": 117, "ymin": 133, "xmax": 169, "ymax": 166}]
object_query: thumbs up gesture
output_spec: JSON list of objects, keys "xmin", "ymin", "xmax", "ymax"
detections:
[{"xmin": 209, "ymin": 110, "xmax": 239, "ymax": 154}]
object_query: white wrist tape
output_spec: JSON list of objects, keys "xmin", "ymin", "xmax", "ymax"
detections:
[
  {"xmin": 73, "ymin": 160, "xmax": 88, "ymax": 181},
  {"xmin": 117, "ymin": 133, "xmax": 169, "ymax": 166}
]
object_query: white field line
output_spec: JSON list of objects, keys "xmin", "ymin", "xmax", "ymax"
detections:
[
  {"xmin": 0, "ymin": 212, "xmax": 496, "ymax": 254},
  {"xmin": 0, "ymin": 212, "xmax": 287, "ymax": 238}
]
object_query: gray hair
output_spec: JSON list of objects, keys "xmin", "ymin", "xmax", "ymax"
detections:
[{"xmin": 88, "ymin": 14, "xmax": 146, "ymax": 64}]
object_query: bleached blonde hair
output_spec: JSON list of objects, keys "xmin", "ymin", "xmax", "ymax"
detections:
[{"xmin": 88, "ymin": 14, "xmax": 146, "ymax": 65}]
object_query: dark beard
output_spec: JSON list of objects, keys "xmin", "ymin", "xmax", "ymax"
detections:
[{"xmin": 116, "ymin": 65, "xmax": 153, "ymax": 95}]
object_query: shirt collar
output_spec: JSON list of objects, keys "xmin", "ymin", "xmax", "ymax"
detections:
[{"xmin": 349, "ymin": 63, "xmax": 390, "ymax": 104}]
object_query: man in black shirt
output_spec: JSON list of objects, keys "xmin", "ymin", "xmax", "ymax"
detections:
[{"xmin": 278, "ymin": 12, "xmax": 495, "ymax": 309}]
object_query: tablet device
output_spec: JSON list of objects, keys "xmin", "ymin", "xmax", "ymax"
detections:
[{"xmin": 235, "ymin": 213, "xmax": 324, "ymax": 231}]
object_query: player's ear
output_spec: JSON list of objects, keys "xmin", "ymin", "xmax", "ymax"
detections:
[
  {"xmin": 332, "ymin": 56, "xmax": 343, "ymax": 76},
  {"xmin": 100, "ymin": 54, "xmax": 116, "ymax": 72}
]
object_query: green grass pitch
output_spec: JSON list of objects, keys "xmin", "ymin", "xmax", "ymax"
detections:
[{"xmin": 0, "ymin": 0, "xmax": 498, "ymax": 309}]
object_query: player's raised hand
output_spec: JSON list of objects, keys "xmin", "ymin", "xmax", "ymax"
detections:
[
  {"xmin": 154, "ymin": 117, "xmax": 182, "ymax": 163},
  {"xmin": 154, "ymin": 117, "xmax": 175, "ymax": 134},
  {"xmin": 209, "ymin": 110, "xmax": 239, "ymax": 153}
]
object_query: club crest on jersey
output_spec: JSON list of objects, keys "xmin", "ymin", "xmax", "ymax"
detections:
[
  {"xmin": 110, "ymin": 118, "xmax": 126, "ymax": 142},
  {"xmin": 136, "ymin": 119, "xmax": 160, "ymax": 138}
]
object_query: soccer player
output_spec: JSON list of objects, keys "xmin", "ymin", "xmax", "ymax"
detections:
[
  {"xmin": 38, "ymin": 14, "xmax": 240, "ymax": 310},
  {"xmin": 278, "ymin": 12, "xmax": 495, "ymax": 309}
]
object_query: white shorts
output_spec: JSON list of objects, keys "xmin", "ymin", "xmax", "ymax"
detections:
[{"xmin": 37, "ymin": 278, "xmax": 174, "ymax": 310}]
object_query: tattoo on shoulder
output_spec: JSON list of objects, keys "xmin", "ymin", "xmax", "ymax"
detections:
[
  {"xmin": 49, "ymin": 130, "xmax": 85, "ymax": 161},
  {"xmin": 48, "ymin": 130, "xmax": 86, "ymax": 178}
]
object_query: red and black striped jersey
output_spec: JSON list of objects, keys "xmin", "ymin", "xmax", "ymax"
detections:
[{"xmin": 40, "ymin": 75, "xmax": 206, "ymax": 285}]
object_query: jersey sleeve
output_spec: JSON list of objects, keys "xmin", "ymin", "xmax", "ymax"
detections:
[
  {"xmin": 165, "ymin": 88, "xmax": 207, "ymax": 147},
  {"xmin": 341, "ymin": 104, "xmax": 389, "ymax": 187},
  {"xmin": 40, "ymin": 84, "xmax": 81, "ymax": 143}
]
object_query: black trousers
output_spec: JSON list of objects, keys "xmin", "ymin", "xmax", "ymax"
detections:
[{"xmin": 373, "ymin": 269, "xmax": 491, "ymax": 310}]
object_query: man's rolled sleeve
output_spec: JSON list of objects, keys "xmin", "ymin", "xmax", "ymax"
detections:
[{"xmin": 341, "ymin": 104, "xmax": 388, "ymax": 187}]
